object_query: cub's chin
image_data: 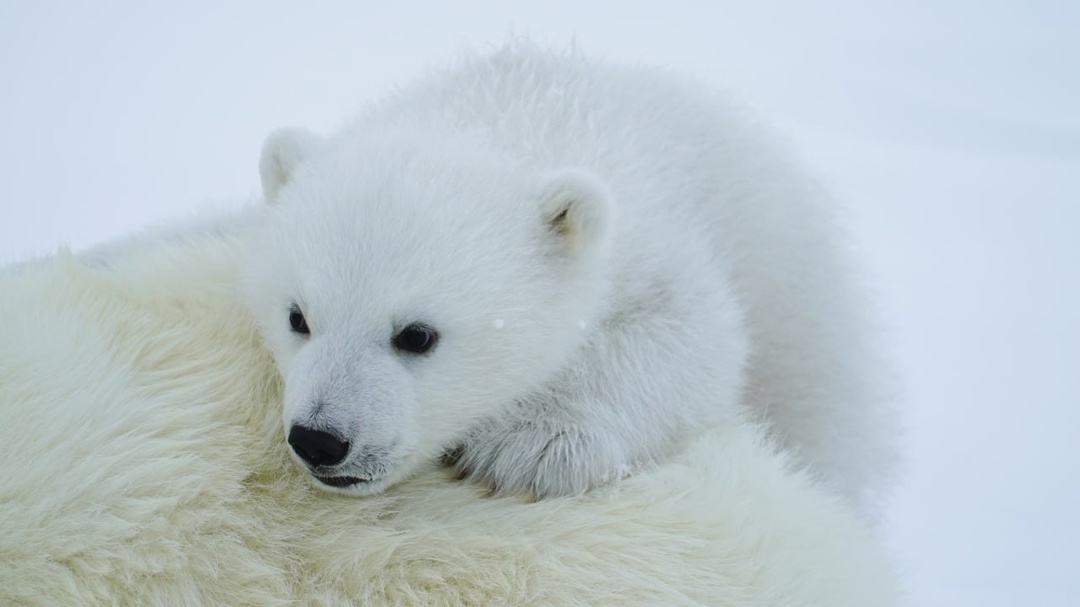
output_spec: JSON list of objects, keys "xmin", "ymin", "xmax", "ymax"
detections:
[
  {"xmin": 308, "ymin": 473, "xmax": 391, "ymax": 496},
  {"xmin": 303, "ymin": 450, "xmax": 428, "ymax": 496}
]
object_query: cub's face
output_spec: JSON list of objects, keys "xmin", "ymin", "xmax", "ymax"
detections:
[{"xmin": 243, "ymin": 129, "xmax": 612, "ymax": 494}]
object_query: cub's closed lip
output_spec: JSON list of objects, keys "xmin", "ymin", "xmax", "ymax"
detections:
[{"xmin": 314, "ymin": 475, "xmax": 368, "ymax": 488}]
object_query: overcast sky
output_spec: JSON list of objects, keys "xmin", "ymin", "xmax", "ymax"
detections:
[{"xmin": 2, "ymin": 2, "xmax": 1077, "ymax": 605}]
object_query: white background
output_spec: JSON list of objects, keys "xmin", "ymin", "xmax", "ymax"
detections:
[{"xmin": 2, "ymin": 2, "xmax": 1077, "ymax": 604}]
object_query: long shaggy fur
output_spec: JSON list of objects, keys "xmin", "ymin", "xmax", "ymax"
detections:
[{"xmin": 0, "ymin": 241, "xmax": 896, "ymax": 605}]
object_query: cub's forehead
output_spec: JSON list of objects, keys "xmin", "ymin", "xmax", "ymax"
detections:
[
  {"xmin": 281, "ymin": 135, "xmax": 537, "ymax": 229},
  {"xmin": 272, "ymin": 136, "xmax": 548, "ymax": 253},
  {"xmin": 273, "ymin": 171, "xmax": 537, "ymax": 266},
  {"xmin": 262, "ymin": 198, "xmax": 549, "ymax": 331},
  {"xmin": 261, "ymin": 152, "xmax": 550, "ymax": 308}
]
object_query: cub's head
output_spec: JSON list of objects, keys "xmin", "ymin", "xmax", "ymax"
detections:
[{"xmin": 243, "ymin": 127, "xmax": 613, "ymax": 495}]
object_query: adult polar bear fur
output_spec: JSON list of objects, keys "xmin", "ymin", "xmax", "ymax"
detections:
[
  {"xmin": 238, "ymin": 43, "xmax": 898, "ymax": 514},
  {"xmin": 0, "ymin": 243, "xmax": 898, "ymax": 606}
]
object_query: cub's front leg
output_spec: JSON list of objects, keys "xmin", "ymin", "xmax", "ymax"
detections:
[
  {"xmin": 446, "ymin": 394, "xmax": 633, "ymax": 499},
  {"xmin": 447, "ymin": 299, "xmax": 747, "ymax": 499}
]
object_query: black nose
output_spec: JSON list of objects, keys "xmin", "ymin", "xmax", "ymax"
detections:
[{"xmin": 288, "ymin": 425, "xmax": 350, "ymax": 467}]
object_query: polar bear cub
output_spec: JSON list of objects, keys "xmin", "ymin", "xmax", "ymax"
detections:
[{"xmin": 248, "ymin": 46, "xmax": 895, "ymax": 511}]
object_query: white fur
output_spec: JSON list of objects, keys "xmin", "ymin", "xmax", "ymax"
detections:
[
  {"xmin": 242, "ymin": 44, "xmax": 897, "ymax": 515},
  {"xmin": 49, "ymin": 43, "xmax": 898, "ymax": 517},
  {"xmin": 79, "ymin": 203, "xmax": 258, "ymax": 267},
  {"xmin": 0, "ymin": 244, "xmax": 897, "ymax": 605}
]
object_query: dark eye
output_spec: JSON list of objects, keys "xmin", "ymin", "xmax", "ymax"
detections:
[
  {"xmin": 289, "ymin": 305, "xmax": 310, "ymax": 335},
  {"xmin": 393, "ymin": 323, "xmax": 438, "ymax": 354}
]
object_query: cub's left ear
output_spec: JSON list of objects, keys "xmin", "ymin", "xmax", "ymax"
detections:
[
  {"xmin": 259, "ymin": 127, "xmax": 323, "ymax": 203},
  {"xmin": 538, "ymin": 169, "xmax": 613, "ymax": 255}
]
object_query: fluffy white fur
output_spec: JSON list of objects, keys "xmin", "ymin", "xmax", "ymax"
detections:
[
  {"xmin": 0, "ymin": 243, "xmax": 897, "ymax": 605},
  {"xmin": 232, "ymin": 44, "xmax": 897, "ymax": 514}
]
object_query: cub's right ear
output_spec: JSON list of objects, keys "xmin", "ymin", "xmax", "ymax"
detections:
[
  {"xmin": 537, "ymin": 169, "xmax": 613, "ymax": 257},
  {"xmin": 259, "ymin": 128, "xmax": 323, "ymax": 203}
]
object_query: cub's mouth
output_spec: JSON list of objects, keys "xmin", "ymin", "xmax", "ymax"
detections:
[
  {"xmin": 314, "ymin": 475, "xmax": 368, "ymax": 488},
  {"xmin": 308, "ymin": 471, "xmax": 393, "ymax": 496}
]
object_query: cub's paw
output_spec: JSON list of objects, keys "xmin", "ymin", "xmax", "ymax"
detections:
[{"xmin": 444, "ymin": 419, "xmax": 631, "ymax": 500}]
